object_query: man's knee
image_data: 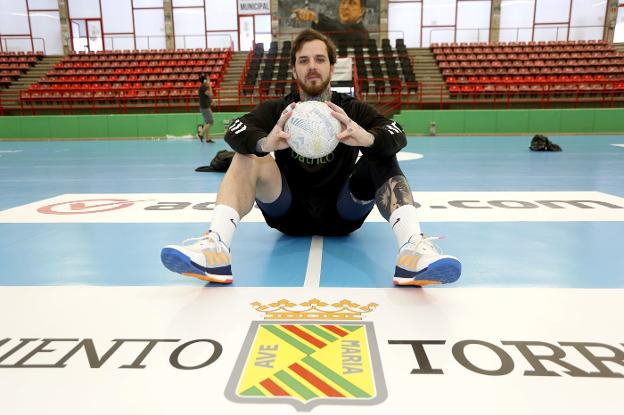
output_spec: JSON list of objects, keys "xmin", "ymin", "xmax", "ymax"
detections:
[
  {"xmin": 229, "ymin": 152, "xmax": 256, "ymax": 171},
  {"xmin": 349, "ymin": 155, "xmax": 403, "ymax": 200},
  {"xmin": 230, "ymin": 153, "xmax": 279, "ymax": 178}
]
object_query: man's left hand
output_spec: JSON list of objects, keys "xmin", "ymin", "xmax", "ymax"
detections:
[{"xmin": 326, "ymin": 101, "xmax": 374, "ymax": 147}]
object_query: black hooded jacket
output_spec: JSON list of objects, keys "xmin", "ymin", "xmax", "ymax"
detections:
[{"xmin": 224, "ymin": 91, "xmax": 406, "ymax": 195}]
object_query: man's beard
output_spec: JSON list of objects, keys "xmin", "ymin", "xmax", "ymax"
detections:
[{"xmin": 296, "ymin": 74, "xmax": 331, "ymax": 98}]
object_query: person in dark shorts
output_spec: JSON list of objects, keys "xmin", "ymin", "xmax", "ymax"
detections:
[
  {"xmin": 161, "ymin": 29, "xmax": 461, "ymax": 287},
  {"xmin": 198, "ymin": 74, "xmax": 214, "ymax": 143}
]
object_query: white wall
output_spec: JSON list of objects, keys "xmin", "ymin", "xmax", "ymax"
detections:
[
  {"xmin": 67, "ymin": 0, "xmax": 165, "ymax": 51},
  {"xmin": 0, "ymin": 0, "xmax": 62, "ymax": 54},
  {"xmin": 388, "ymin": 0, "xmax": 492, "ymax": 47},
  {"xmin": 388, "ymin": 2, "xmax": 422, "ymax": 47},
  {"xmin": 615, "ymin": 4, "xmax": 624, "ymax": 43},
  {"xmin": 135, "ymin": 9, "xmax": 166, "ymax": 50},
  {"xmin": 500, "ymin": 0, "xmax": 607, "ymax": 43}
]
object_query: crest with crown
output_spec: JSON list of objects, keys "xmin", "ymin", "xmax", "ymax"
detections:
[{"xmin": 250, "ymin": 298, "xmax": 377, "ymax": 321}]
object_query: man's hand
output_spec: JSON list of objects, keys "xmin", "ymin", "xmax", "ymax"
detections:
[
  {"xmin": 326, "ymin": 101, "xmax": 374, "ymax": 147},
  {"xmin": 258, "ymin": 103, "xmax": 296, "ymax": 152},
  {"xmin": 293, "ymin": 8, "xmax": 318, "ymax": 23}
]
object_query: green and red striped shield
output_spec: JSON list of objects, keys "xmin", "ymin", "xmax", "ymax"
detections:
[{"xmin": 225, "ymin": 320, "xmax": 387, "ymax": 411}]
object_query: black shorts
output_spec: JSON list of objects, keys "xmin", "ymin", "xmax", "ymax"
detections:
[
  {"xmin": 256, "ymin": 155, "xmax": 403, "ymax": 236},
  {"xmin": 261, "ymin": 187, "xmax": 369, "ymax": 236}
]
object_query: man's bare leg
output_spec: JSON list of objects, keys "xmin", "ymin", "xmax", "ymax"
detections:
[
  {"xmin": 160, "ymin": 153, "xmax": 282, "ymax": 283},
  {"xmin": 215, "ymin": 153, "xmax": 282, "ymax": 217}
]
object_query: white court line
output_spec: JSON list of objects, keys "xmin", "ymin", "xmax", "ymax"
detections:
[
  {"xmin": 612, "ymin": 144, "xmax": 624, "ymax": 148},
  {"xmin": 303, "ymin": 236, "xmax": 323, "ymax": 287}
]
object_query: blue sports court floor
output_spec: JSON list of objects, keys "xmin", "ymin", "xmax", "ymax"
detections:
[
  {"xmin": 1, "ymin": 135, "xmax": 623, "ymax": 415},
  {"xmin": 1, "ymin": 135, "xmax": 623, "ymax": 288}
]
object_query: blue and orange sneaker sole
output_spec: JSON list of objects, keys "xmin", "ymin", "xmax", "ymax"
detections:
[
  {"xmin": 161, "ymin": 247, "xmax": 233, "ymax": 284},
  {"xmin": 393, "ymin": 257, "xmax": 461, "ymax": 286}
]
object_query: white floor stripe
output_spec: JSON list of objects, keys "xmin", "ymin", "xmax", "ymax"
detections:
[
  {"xmin": 303, "ymin": 236, "xmax": 323, "ymax": 287},
  {"xmin": 6, "ymin": 191, "xmax": 624, "ymax": 223},
  {"xmin": 612, "ymin": 144, "xmax": 624, "ymax": 148}
]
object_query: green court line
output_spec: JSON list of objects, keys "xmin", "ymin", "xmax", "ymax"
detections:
[
  {"xmin": 262, "ymin": 325, "xmax": 315, "ymax": 355},
  {"xmin": 302, "ymin": 356, "xmax": 370, "ymax": 398},
  {"xmin": 275, "ymin": 370, "xmax": 317, "ymax": 400},
  {"xmin": 240, "ymin": 385, "xmax": 264, "ymax": 396},
  {"xmin": 340, "ymin": 325, "xmax": 362, "ymax": 333},
  {"xmin": 302, "ymin": 324, "xmax": 338, "ymax": 342}
]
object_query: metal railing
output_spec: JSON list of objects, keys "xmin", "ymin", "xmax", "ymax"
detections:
[
  {"xmin": 0, "ymin": 36, "xmax": 46, "ymax": 54},
  {"xmin": 428, "ymin": 25, "xmax": 608, "ymax": 47},
  {"xmin": 70, "ymin": 34, "xmax": 235, "ymax": 52},
  {"xmin": 9, "ymin": 79, "xmax": 624, "ymax": 116}
]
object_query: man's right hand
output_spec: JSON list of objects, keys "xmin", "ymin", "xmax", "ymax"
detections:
[
  {"xmin": 259, "ymin": 103, "xmax": 296, "ymax": 153},
  {"xmin": 292, "ymin": 8, "xmax": 318, "ymax": 24}
]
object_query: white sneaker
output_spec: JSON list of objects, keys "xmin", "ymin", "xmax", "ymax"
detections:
[
  {"xmin": 160, "ymin": 231, "xmax": 233, "ymax": 284},
  {"xmin": 393, "ymin": 234, "xmax": 461, "ymax": 286}
]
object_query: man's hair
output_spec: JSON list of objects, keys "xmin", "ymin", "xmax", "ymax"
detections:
[
  {"xmin": 345, "ymin": 0, "xmax": 367, "ymax": 8},
  {"xmin": 290, "ymin": 29, "xmax": 337, "ymax": 67},
  {"xmin": 199, "ymin": 74, "xmax": 207, "ymax": 83}
]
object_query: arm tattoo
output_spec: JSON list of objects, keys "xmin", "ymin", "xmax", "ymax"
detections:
[{"xmin": 375, "ymin": 175, "xmax": 414, "ymax": 220}]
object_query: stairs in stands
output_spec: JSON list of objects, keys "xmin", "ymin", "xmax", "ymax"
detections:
[
  {"xmin": 614, "ymin": 43, "xmax": 624, "ymax": 54},
  {"xmin": 408, "ymin": 48, "xmax": 448, "ymax": 105},
  {"xmin": 0, "ymin": 55, "xmax": 64, "ymax": 114},
  {"xmin": 218, "ymin": 51, "xmax": 250, "ymax": 108}
]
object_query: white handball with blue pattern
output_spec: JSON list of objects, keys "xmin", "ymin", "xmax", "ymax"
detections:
[{"xmin": 284, "ymin": 101, "xmax": 340, "ymax": 159}]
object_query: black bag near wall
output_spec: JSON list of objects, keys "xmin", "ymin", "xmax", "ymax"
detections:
[
  {"xmin": 195, "ymin": 150, "xmax": 235, "ymax": 172},
  {"xmin": 530, "ymin": 134, "xmax": 562, "ymax": 152}
]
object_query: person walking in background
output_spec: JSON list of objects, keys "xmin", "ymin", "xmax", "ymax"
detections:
[{"xmin": 198, "ymin": 74, "xmax": 214, "ymax": 143}]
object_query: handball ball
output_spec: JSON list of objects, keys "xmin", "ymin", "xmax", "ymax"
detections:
[{"xmin": 285, "ymin": 101, "xmax": 340, "ymax": 159}]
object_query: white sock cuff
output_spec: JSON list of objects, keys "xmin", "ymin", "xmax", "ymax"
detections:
[
  {"xmin": 389, "ymin": 204, "xmax": 421, "ymax": 248},
  {"xmin": 210, "ymin": 204, "xmax": 240, "ymax": 247},
  {"xmin": 389, "ymin": 204, "xmax": 417, "ymax": 223},
  {"xmin": 214, "ymin": 204, "xmax": 240, "ymax": 224}
]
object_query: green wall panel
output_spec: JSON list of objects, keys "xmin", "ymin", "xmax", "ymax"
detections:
[
  {"xmin": 107, "ymin": 115, "xmax": 137, "ymax": 138},
  {"xmin": 0, "ymin": 117, "xmax": 21, "ymax": 139},
  {"xmin": 464, "ymin": 110, "xmax": 497, "ymax": 134},
  {"xmin": 394, "ymin": 111, "xmax": 431, "ymax": 135},
  {"xmin": 78, "ymin": 115, "xmax": 108, "ymax": 138},
  {"xmin": 560, "ymin": 110, "xmax": 595, "ymax": 133},
  {"xmin": 3, "ymin": 109, "xmax": 624, "ymax": 139},
  {"xmin": 433, "ymin": 111, "xmax": 466, "ymax": 134},
  {"xmin": 136, "ymin": 115, "xmax": 165, "ymax": 138},
  {"xmin": 593, "ymin": 109, "xmax": 624, "ymax": 133},
  {"xmin": 48, "ymin": 116, "xmax": 81, "ymax": 138},
  {"xmin": 495, "ymin": 110, "xmax": 529, "ymax": 134},
  {"xmin": 165, "ymin": 113, "xmax": 200, "ymax": 136},
  {"xmin": 20, "ymin": 116, "xmax": 50, "ymax": 139},
  {"xmin": 528, "ymin": 110, "xmax": 561, "ymax": 133}
]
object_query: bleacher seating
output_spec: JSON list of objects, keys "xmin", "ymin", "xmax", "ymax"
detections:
[
  {"xmin": 274, "ymin": 41, "xmax": 291, "ymax": 95},
  {"xmin": 240, "ymin": 38, "xmax": 417, "ymax": 100},
  {"xmin": 242, "ymin": 43, "xmax": 264, "ymax": 96},
  {"xmin": 260, "ymin": 41, "xmax": 278, "ymax": 96},
  {"xmin": 395, "ymin": 39, "xmax": 418, "ymax": 93},
  {"xmin": 242, "ymin": 41, "xmax": 300, "ymax": 98},
  {"xmin": 432, "ymin": 40, "xmax": 624, "ymax": 99},
  {"xmin": 1, "ymin": 51, "xmax": 43, "ymax": 88},
  {"xmin": 20, "ymin": 48, "xmax": 231, "ymax": 109}
]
